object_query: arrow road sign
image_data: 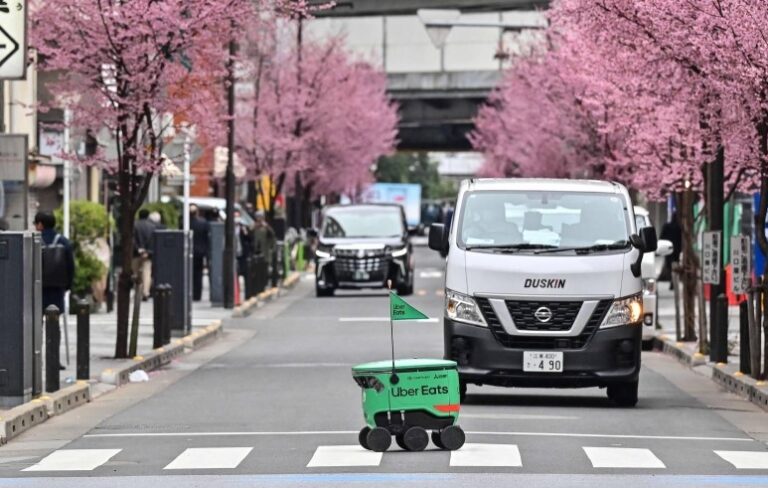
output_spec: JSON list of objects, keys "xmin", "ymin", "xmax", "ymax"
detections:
[{"xmin": 0, "ymin": 1, "xmax": 26, "ymax": 80}]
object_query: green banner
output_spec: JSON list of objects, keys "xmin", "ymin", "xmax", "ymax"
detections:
[{"xmin": 390, "ymin": 292, "xmax": 429, "ymax": 321}]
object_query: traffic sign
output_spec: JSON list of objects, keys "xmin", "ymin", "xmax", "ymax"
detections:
[
  {"xmin": 0, "ymin": 1, "xmax": 26, "ymax": 80},
  {"xmin": 730, "ymin": 235, "xmax": 751, "ymax": 294},
  {"xmin": 702, "ymin": 231, "xmax": 722, "ymax": 285}
]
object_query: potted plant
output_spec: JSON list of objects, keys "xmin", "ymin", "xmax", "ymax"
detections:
[{"xmin": 55, "ymin": 201, "xmax": 111, "ymax": 312}]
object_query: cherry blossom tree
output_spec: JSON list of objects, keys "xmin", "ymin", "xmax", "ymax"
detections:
[{"xmin": 31, "ymin": 0, "xmax": 252, "ymax": 358}]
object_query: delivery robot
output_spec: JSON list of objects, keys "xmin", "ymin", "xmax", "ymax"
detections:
[{"xmin": 352, "ymin": 358, "xmax": 466, "ymax": 452}]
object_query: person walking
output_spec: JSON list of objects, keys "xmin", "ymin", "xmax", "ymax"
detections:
[
  {"xmin": 34, "ymin": 211, "xmax": 75, "ymax": 370},
  {"xmin": 190, "ymin": 205, "xmax": 210, "ymax": 301},
  {"xmin": 133, "ymin": 209, "xmax": 155, "ymax": 301}
]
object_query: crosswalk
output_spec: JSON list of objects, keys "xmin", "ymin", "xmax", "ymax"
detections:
[{"xmin": 15, "ymin": 444, "xmax": 768, "ymax": 473}]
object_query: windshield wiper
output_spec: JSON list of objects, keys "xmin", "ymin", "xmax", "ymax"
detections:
[
  {"xmin": 466, "ymin": 243, "xmax": 558, "ymax": 253},
  {"xmin": 533, "ymin": 241, "xmax": 631, "ymax": 255}
]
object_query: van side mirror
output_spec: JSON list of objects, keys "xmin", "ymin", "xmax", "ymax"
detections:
[
  {"xmin": 640, "ymin": 226, "xmax": 658, "ymax": 253},
  {"xmin": 428, "ymin": 223, "xmax": 447, "ymax": 253},
  {"xmin": 629, "ymin": 227, "xmax": 659, "ymax": 277}
]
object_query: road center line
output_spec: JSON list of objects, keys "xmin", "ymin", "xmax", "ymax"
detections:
[{"xmin": 83, "ymin": 430, "xmax": 755, "ymax": 442}]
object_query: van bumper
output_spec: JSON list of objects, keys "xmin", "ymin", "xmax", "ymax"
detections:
[{"xmin": 444, "ymin": 318, "xmax": 641, "ymax": 388}]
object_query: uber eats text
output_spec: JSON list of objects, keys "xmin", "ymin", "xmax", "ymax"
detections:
[{"xmin": 391, "ymin": 385, "xmax": 449, "ymax": 397}]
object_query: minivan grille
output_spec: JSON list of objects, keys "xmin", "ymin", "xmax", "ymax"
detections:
[
  {"xmin": 506, "ymin": 300, "xmax": 582, "ymax": 332},
  {"xmin": 476, "ymin": 297, "xmax": 612, "ymax": 350}
]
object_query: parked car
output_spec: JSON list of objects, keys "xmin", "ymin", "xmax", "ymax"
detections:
[
  {"xmin": 429, "ymin": 178, "xmax": 659, "ymax": 407},
  {"xmin": 634, "ymin": 206, "xmax": 674, "ymax": 348},
  {"xmin": 314, "ymin": 204, "xmax": 414, "ymax": 297}
]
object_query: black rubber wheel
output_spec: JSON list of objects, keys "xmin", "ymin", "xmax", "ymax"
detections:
[
  {"xmin": 397, "ymin": 282, "xmax": 414, "ymax": 296},
  {"xmin": 358, "ymin": 427, "xmax": 371, "ymax": 450},
  {"xmin": 402, "ymin": 426, "xmax": 429, "ymax": 452},
  {"xmin": 431, "ymin": 430, "xmax": 445, "ymax": 450},
  {"xmin": 459, "ymin": 380, "xmax": 468, "ymax": 403},
  {"xmin": 395, "ymin": 434, "xmax": 408, "ymax": 450},
  {"xmin": 641, "ymin": 339, "xmax": 654, "ymax": 351},
  {"xmin": 607, "ymin": 381, "xmax": 639, "ymax": 408},
  {"xmin": 315, "ymin": 285, "xmax": 334, "ymax": 297},
  {"xmin": 366, "ymin": 427, "xmax": 392, "ymax": 452},
  {"xmin": 440, "ymin": 425, "xmax": 466, "ymax": 451}
]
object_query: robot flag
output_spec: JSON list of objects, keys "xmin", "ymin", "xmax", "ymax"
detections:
[{"xmin": 390, "ymin": 292, "xmax": 429, "ymax": 321}]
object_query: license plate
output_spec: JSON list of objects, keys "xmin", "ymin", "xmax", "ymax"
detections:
[{"xmin": 523, "ymin": 351, "xmax": 564, "ymax": 373}]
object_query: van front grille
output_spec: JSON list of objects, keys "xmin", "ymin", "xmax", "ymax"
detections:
[
  {"xmin": 506, "ymin": 300, "xmax": 582, "ymax": 331},
  {"xmin": 475, "ymin": 297, "xmax": 612, "ymax": 350}
]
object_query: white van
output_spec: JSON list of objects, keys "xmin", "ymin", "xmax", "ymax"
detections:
[{"xmin": 428, "ymin": 179, "xmax": 658, "ymax": 407}]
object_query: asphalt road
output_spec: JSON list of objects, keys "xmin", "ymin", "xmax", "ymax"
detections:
[{"xmin": 1, "ymin": 247, "xmax": 767, "ymax": 488}]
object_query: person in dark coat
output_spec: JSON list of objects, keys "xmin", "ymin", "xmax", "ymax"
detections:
[
  {"xmin": 190, "ymin": 205, "xmax": 211, "ymax": 301},
  {"xmin": 35, "ymin": 212, "xmax": 75, "ymax": 370}
]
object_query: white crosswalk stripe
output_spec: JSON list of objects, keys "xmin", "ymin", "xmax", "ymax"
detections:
[
  {"xmin": 164, "ymin": 448, "xmax": 253, "ymax": 470},
  {"xmin": 23, "ymin": 449, "xmax": 122, "ymax": 472},
  {"xmin": 306, "ymin": 445, "xmax": 383, "ymax": 467},
  {"xmin": 583, "ymin": 447, "xmax": 666, "ymax": 469},
  {"xmin": 450, "ymin": 443, "xmax": 522, "ymax": 467},
  {"xmin": 714, "ymin": 451, "xmax": 768, "ymax": 469}
]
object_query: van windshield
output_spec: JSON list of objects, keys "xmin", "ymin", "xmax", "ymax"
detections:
[
  {"xmin": 322, "ymin": 206, "xmax": 404, "ymax": 238},
  {"xmin": 458, "ymin": 191, "xmax": 630, "ymax": 251}
]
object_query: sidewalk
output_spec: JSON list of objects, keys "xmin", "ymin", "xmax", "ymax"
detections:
[
  {"xmin": 655, "ymin": 284, "xmax": 768, "ymax": 412},
  {"xmin": 0, "ymin": 272, "xmax": 301, "ymax": 444}
]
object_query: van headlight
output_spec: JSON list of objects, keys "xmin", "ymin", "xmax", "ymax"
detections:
[
  {"xmin": 446, "ymin": 290, "xmax": 487, "ymax": 327},
  {"xmin": 600, "ymin": 294, "xmax": 643, "ymax": 328}
]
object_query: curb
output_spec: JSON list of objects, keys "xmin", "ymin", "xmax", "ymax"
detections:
[
  {"xmin": 100, "ymin": 321, "xmax": 223, "ymax": 387},
  {"xmin": 0, "ymin": 400, "xmax": 48, "ymax": 445},
  {"xmin": 232, "ymin": 272, "xmax": 301, "ymax": 318},
  {"xmin": 654, "ymin": 335, "xmax": 768, "ymax": 412}
]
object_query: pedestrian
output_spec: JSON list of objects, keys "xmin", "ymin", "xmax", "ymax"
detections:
[
  {"xmin": 34, "ymin": 211, "xmax": 75, "ymax": 371},
  {"xmin": 133, "ymin": 209, "xmax": 155, "ymax": 301},
  {"xmin": 659, "ymin": 212, "xmax": 682, "ymax": 287},
  {"xmin": 149, "ymin": 211, "xmax": 166, "ymax": 230},
  {"xmin": 190, "ymin": 205, "xmax": 210, "ymax": 301},
  {"xmin": 235, "ymin": 210, "xmax": 253, "ymax": 278}
]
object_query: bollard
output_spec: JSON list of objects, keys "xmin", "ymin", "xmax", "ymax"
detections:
[
  {"xmin": 153, "ymin": 284, "xmax": 166, "ymax": 349},
  {"xmin": 739, "ymin": 300, "xmax": 750, "ymax": 374},
  {"xmin": 244, "ymin": 256, "xmax": 256, "ymax": 299},
  {"xmin": 713, "ymin": 294, "xmax": 729, "ymax": 363},
  {"xmin": 254, "ymin": 254, "xmax": 268, "ymax": 295},
  {"xmin": 163, "ymin": 285, "xmax": 173, "ymax": 344},
  {"xmin": 44, "ymin": 305, "xmax": 61, "ymax": 393},
  {"xmin": 76, "ymin": 299, "xmax": 90, "ymax": 380}
]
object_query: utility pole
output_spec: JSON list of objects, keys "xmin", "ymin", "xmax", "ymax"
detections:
[
  {"xmin": 223, "ymin": 37, "xmax": 237, "ymax": 309},
  {"xmin": 709, "ymin": 147, "xmax": 726, "ymax": 362}
]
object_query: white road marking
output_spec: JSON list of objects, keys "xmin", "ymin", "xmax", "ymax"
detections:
[
  {"xmin": 164, "ymin": 448, "xmax": 253, "ymax": 470},
  {"xmin": 307, "ymin": 446, "xmax": 382, "ymax": 468},
  {"xmin": 461, "ymin": 413, "xmax": 579, "ymax": 421},
  {"xmin": 23, "ymin": 449, "xmax": 122, "ymax": 472},
  {"xmin": 714, "ymin": 450, "xmax": 768, "ymax": 469},
  {"xmin": 338, "ymin": 317, "xmax": 439, "ymax": 323},
  {"xmin": 82, "ymin": 430, "xmax": 755, "ymax": 442},
  {"xmin": 583, "ymin": 447, "xmax": 665, "ymax": 469},
  {"xmin": 419, "ymin": 271, "xmax": 443, "ymax": 278},
  {"xmin": 450, "ymin": 443, "xmax": 522, "ymax": 467}
]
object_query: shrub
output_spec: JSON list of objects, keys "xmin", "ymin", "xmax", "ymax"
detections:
[
  {"xmin": 140, "ymin": 201, "xmax": 179, "ymax": 229},
  {"xmin": 54, "ymin": 201, "xmax": 110, "ymax": 297}
]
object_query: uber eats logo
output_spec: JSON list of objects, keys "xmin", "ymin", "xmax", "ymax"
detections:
[{"xmin": 392, "ymin": 385, "xmax": 449, "ymax": 397}]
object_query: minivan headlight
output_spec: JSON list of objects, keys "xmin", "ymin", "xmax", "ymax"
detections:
[
  {"xmin": 600, "ymin": 294, "xmax": 643, "ymax": 328},
  {"xmin": 446, "ymin": 290, "xmax": 487, "ymax": 327},
  {"xmin": 391, "ymin": 246, "xmax": 408, "ymax": 258},
  {"xmin": 315, "ymin": 247, "xmax": 334, "ymax": 259}
]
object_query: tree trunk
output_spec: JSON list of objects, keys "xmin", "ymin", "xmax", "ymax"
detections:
[
  {"xmin": 115, "ymin": 201, "xmax": 136, "ymax": 359},
  {"xmin": 680, "ymin": 188, "xmax": 698, "ymax": 342}
]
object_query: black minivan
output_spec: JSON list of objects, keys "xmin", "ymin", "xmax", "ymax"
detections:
[{"xmin": 314, "ymin": 204, "xmax": 414, "ymax": 297}]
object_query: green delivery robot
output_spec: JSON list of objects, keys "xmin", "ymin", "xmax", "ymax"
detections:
[{"xmin": 351, "ymin": 292, "xmax": 466, "ymax": 452}]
